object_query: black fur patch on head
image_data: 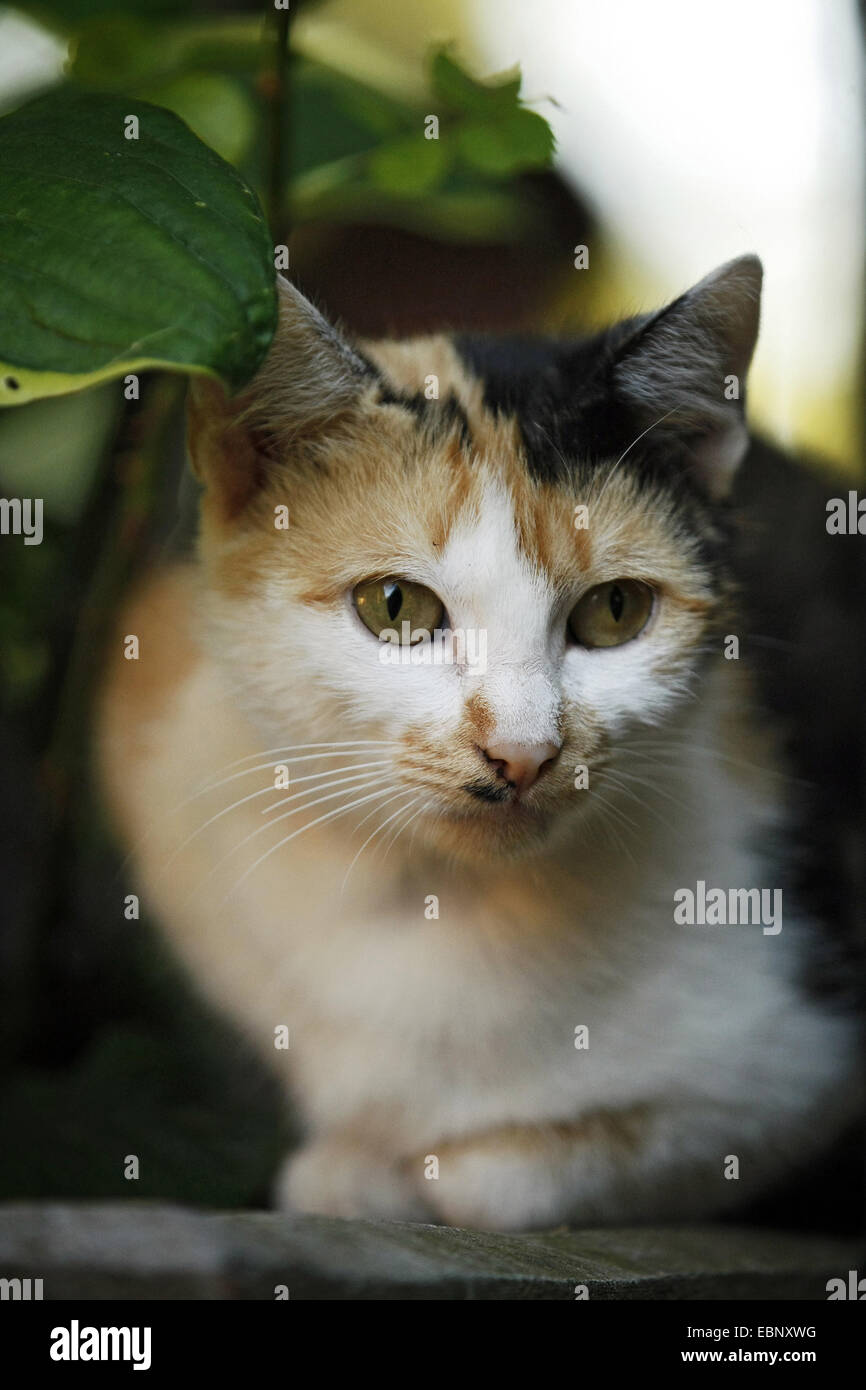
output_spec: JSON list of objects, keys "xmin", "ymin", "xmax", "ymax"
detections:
[
  {"xmin": 356, "ymin": 349, "xmax": 473, "ymax": 450},
  {"xmin": 456, "ymin": 258, "xmax": 761, "ymax": 513},
  {"xmin": 454, "ymin": 328, "xmax": 735, "ymax": 583},
  {"xmin": 455, "ymin": 324, "xmax": 679, "ymax": 486}
]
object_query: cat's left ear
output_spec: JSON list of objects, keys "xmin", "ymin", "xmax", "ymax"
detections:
[
  {"xmin": 187, "ymin": 275, "xmax": 371, "ymax": 517},
  {"xmin": 612, "ymin": 255, "xmax": 763, "ymax": 499}
]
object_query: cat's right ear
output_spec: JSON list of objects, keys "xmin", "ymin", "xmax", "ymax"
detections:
[
  {"xmin": 187, "ymin": 276, "xmax": 371, "ymax": 517},
  {"xmin": 609, "ymin": 255, "xmax": 763, "ymax": 499}
]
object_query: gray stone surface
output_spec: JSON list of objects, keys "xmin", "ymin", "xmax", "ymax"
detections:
[{"xmin": 0, "ymin": 1202, "xmax": 861, "ymax": 1299}]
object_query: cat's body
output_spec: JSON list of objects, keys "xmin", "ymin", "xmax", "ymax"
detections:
[{"xmin": 98, "ymin": 259, "xmax": 861, "ymax": 1229}]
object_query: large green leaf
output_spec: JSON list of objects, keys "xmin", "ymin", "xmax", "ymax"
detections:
[{"xmin": 0, "ymin": 89, "xmax": 277, "ymax": 406}]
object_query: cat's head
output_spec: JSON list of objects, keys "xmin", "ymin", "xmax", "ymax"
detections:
[{"xmin": 187, "ymin": 256, "xmax": 761, "ymax": 863}]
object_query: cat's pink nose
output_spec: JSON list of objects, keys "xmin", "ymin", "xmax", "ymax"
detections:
[{"xmin": 482, "ymin": 740, "xmax": 561, "ymax": 794}]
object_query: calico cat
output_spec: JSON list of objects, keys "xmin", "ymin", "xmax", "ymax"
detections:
[{"xmin": 98, "ymin": 257, "xmax": 861, "ymax": 1230}]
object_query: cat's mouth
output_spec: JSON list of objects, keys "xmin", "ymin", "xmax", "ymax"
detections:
[
  {"xmin": 396, "ymin": 747, "xmax": 569, "ymax": 848},
  {"xmin": 441, "ymin": 785, "xmax": 551, "ymax": 826},
  {"xmin": 461, "ymin": 778, "xmax": 514, "ymax": 805}
]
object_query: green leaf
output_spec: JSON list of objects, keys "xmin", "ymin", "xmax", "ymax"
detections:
[
  {"xmin": 0, "ymin": 89, "xmax": 277, "ymax": 406},
  {"xmin": 431, "ymin": 49, "xmax": 522, "ymax": 115},
  {"xmin": 456, "ymin": 108, "xmax": 555, "ymax": 176},
  {"xmin": 368, "ymin": 134, "xmax": 451, "ymax": 195}
]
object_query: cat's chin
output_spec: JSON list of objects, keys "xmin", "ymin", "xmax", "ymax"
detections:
[{"xmin": 420, "ymin": 800, "xmax": 561, "ymax": 863}]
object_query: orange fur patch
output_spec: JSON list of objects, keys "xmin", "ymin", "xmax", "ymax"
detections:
[
  {"xmin": 421, "ymin": 1103, "xmax": 651, "ymax": 1168},
  {"xmin": 96, "ymin": 565, "xmax": 201, "ymax": 834}
]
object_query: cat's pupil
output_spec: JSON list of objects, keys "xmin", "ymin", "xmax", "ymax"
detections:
[
  {"xmin": 384, "ymin": 581, "xmax": 402, "ymax": 620},
  {"xmin": 609, "ymin": 584, "xmax": 624, "ymax": 622}
]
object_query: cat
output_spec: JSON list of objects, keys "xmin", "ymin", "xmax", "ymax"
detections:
[{"xmin": 97, "ymin": 257, "xmax": 862, "ymax": 1231}]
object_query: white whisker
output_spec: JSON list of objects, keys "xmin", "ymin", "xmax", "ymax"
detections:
[
  {"xmin": 596, "ymin": 768, "xmax": 681, "ymax": 837},
  {"xmin": 593, "ymin": 406, "xmax": 680, "ymax": 509},
  {"xmin": 159, "ymin": 764, "xmax": 392, "ymax": 875},
  {"xmin": 215, "ymin": 774, "xmax": 393, "ymax": 881},
  {"xmin": 195, "ymin": 739, "xmax": 398, "ymax": 786},
  {"xmin": 223, "ymin": 783, "xmax": 403, "ymax": 901},
  {"xmin": 341, "ymin": 790, "xmax": 419, "ymax": 895},
  {"xmin": 262, "ymin": 762, "xmax": 391, "ymax": 816},
  {"xmin": 379, "ymin": 797, "xmax": 429, "ymax": 866},
  {"xmin": 187, "ymin": 747, "xmax": 398, "ymax": 804}
]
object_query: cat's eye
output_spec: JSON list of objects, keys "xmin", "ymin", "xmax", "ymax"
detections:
[
  {"xmin": 567, "ymin": 579, "xmax": 654, "ymax": 648},
  {"xmin": 353, "ymin": 577, "xmax": 445, "ymax": 642}
]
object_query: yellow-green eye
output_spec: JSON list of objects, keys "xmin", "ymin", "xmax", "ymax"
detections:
[
  {"xmin": 568, "ymin": 579, "xmax": 654, "ymax": 648},
  {"xmin": 353, "ymin": 577, "xmax": 444, "ymax": 642}
]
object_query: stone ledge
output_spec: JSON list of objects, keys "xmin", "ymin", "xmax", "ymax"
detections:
[{"xmin": 0, "ymin": 1202, "xmax": 861, "ymax": 1300}]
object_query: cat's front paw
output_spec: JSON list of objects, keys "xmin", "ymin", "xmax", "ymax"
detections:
[
  {"xmin": 275, "ymin": 1139, "xmax": 430, "ymax": 1222},
  {"xmin": 412, "ymin": 1136, "xmax": 568, "ymax": 1231}
]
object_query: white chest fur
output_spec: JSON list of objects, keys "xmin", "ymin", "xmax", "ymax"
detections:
[{"xmin": 126, "ymin": 655, "xmax": 851, "ymax": 1183}]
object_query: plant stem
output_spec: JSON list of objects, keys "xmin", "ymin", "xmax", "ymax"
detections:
[
  {"xmin": 267, "ymin": 5, "xmax": 292, "ymax": 242},
  {"xmin": 25, "ymin": 374, "xmax": 186, "ymax": 1062}
]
